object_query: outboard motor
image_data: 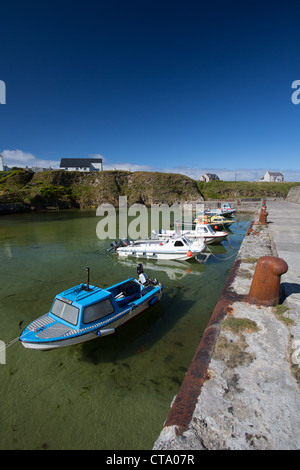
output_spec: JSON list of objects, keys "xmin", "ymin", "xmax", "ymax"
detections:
[
  {"xmin": 110, "ymin": 240, "xmax": 120, "ymax": 252},
  {"xmin": 137, "ymin": 263, "xmax": 144, "ymax": 277},
  {"xmin": 137, "ymin": 263, "xmax": 158, "ymax": 286},
  {"xmin": 120, "ymin": 238, "xmax": 130, "ymax": 247}
]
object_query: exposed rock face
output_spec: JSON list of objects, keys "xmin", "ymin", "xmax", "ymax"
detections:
[{"xmin": 0, "ymin": 169, "xmax": 204, "ymax": 212}]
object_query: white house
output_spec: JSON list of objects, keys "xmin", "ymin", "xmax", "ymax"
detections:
[
  {"xmin": 59, "ymin": 158, "xmax": 103, "ymax": 172},
  {"xmin": 259, "ymin": 170, "xmax": 284, "ymax": 182},
  {"xmin": 0, "ymin": 154, "xmax": 10, "ymax": 171},
  {"xmin": 200, "ymin": 173, "xmax": 220, "ymax": 182}
]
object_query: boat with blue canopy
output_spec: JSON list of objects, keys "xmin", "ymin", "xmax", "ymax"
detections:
[
  {"xmin": 20, "ymin": 267, "xmax": 164, "ymax": 350},
  {"xmin": 220, "ymin": 203, "xmax": 237, "ymax": 216}
]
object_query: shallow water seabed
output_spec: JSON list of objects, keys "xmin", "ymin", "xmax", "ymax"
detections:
[{"xmin": 0, "ymin": 209, "xmax": 251, "ymax": 449}]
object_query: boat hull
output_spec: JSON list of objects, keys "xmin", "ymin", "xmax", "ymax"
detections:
[
  {"xmin": 116, "ymin": 249, "xmax": 201, "ymax": 261},
  {"xmin": 186, "ymin": 234, "xmax": 227, "ymax": 244}
]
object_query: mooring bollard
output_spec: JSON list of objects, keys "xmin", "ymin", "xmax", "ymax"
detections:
[
  {"xmin": 247, "ymin": 256, "xmax": 288, "ymax": 306},
  {"xmin": 259, "ymin": 207, "xmax": 268, "ymax": 225}
]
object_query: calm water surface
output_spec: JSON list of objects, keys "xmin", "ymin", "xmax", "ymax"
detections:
[{"xmin": 0, "ymin": 209, "xmax": 251, "ymax": 449}]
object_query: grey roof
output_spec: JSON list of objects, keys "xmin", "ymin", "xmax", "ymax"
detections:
[
  {"xmin": 60, "ymin": 158, "xmax": 102, "ymax": 168},
  {"xmin": 268, "ymin": 171, "xmax": 283, "ymax": 176}
]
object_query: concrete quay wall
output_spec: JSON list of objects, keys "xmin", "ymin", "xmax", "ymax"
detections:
[{"xmin": 153, "ymin": 200, "xmax": 300, "ymax": 450}]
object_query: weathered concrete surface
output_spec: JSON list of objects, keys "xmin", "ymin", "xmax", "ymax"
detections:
[{"xmin": 153, "ymin": 200, "xmax": 300, "ymax": 450}]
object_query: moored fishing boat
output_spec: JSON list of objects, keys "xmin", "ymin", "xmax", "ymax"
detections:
[
  {"xmin": 20, "ymin": 267, "xmax": 164, "ymax": 350},
  {"xmin": 208, "ymin": 215, "xmax": 235, "ymax": 230},
  {"xmin": 109, "ymin": 234, "xmax": 206, "ymax": 261},
  {"xmin": 158, "ymin": 222, "xmax": 228, "ymax": 244},
  {"xmin": 193, "ymin": 214, "xmax": 234, "ymax": 230},
  {"xmin": 221, "ymin": 203, "xmax": 237, "ymax": 216}
]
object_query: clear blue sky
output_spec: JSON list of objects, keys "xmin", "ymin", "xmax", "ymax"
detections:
[{"xmin": 1, "ymin": 0, "xmax": 300, "ymax": 180}]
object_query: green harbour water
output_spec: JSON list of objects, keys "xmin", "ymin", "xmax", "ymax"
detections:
[{"xmin": 0, "ymin": 209, "xmax": 251, "ymax": 450}]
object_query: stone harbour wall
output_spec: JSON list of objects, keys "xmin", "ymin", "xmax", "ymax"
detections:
[{"xmin": 153, "ymin": 203, "xmax": 300, "ymax": 450}]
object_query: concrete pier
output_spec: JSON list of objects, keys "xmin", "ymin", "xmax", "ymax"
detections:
[{"xmin": 153, "ymin": 200, "xmax": 300, "ymax": 450}]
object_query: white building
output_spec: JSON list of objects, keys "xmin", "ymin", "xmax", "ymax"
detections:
[
  {"xmin": 0, "ymin": 154, "xmax": 10, "ymax": 171},
  {"xmin": 59, "ymin": 158, "xmax": 103, "ymax": 172},
  {"xmin": 259, "ymin": 170, "xmax": 284, "ymax": 182},
  {"xmin": 200, "ymin": 173, "xmax": 220, "ymax": 182}
]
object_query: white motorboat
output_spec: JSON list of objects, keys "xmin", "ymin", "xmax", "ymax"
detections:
[
  {"xmin": 158, "ymin": 222, "xmax": 228, "ymax": 245},
  {"xmin": 110, "ymin": 234, "xmax": 206, "ymax": 261}
]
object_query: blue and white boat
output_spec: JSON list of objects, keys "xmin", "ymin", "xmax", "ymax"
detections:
[
  {"xmin": 221, "ymin": 203, "xmax": 237, "ymax": 216},
  {"xmin": 20, "ymin": 268, "xmax": 164, "ymax": 350}
]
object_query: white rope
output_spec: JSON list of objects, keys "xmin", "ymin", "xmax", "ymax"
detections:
[
  {"xmin": 205, "ymin": 245, "xmax": 239, "ymax": 261},
  {"xmin": 0, "ymin": 335, "xmax": 20, "ymax": 353}
]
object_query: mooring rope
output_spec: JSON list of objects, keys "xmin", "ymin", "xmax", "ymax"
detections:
[
  {"xmin": 205, "ymin": 244, "xmax": 239, "ymax": 261},
  {"xmin": 0, "ymin": 335, "xmax": 20, "ymax": 353}
]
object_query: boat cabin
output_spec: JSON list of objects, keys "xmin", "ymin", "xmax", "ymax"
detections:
[{"xmin": 50, "ymin": 280, "xmax": 142, "ymax": 330}]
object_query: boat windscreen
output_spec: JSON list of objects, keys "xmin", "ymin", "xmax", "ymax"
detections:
[{"xmin": 51, "ymin": 299, "xmax": 79, "ymax": 326}]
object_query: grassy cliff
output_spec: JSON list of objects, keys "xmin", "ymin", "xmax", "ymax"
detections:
[
  {"xmin": 197, "ymin": 180, "xmax": 300, "ymax": 199},
  {"xmin": 1, "ymin": 169, "xmax": 300, "ymax": 213},
  {"xmin": 0, "ymin": 169, "xmax": 204, "ymax": 210}
]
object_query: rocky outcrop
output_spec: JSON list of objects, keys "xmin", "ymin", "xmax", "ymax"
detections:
[{"xmin": 0, "ymin": 169, "xmax": 204, "ymax": 213}]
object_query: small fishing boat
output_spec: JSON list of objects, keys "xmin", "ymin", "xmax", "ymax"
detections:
[
  {"xmin": 208, "ymin": 215, "xmax": 235, "ymax": 230},
  {"xmin": 158, "ymin": 222, "xmax": 228, "ymax": 245},
  {"xmin": 221, "ymin": 203, "xmax": 237, "ymax": 216},
  {"xmin": 109, "ymin": 234, "xmax": 206, "ymax": 261},
  {"xmin": 193, "ymin": 214, "xmax": 234, "ymax": 230},
  {"xmin": 19, "ymin": 267, "xmax": 164, "ymax": 350}
]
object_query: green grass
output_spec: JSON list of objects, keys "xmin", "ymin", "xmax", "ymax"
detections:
[
  {"xmin": 222, "ymin": 317, "xmax": 258, "ymax": 333},
  {"xmin": 1, "ymin": 170, "xmax": 300, "ymax": 208},
  {"xmin": 197, "ymin": 180, "xmax": 300, "ymax": 200}
]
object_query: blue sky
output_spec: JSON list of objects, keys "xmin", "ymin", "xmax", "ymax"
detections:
[{"xmin": 1, "ymin": 0, "xmax": 300, "ymax": 181}]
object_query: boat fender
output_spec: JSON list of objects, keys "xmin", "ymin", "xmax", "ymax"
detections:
[
  {"xmin": 187, "ymin": 250, "xmax": 193, "ymax": 257},
  {"xmin": 148, "ymin": 296, "xmax": 158, "ymax": 307},
  {"xmin": 96, "ymin": 328, "xmax": 115, "ymax": 337}
]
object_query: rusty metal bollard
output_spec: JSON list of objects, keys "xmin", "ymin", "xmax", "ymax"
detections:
[
  {"xmin": 259, "ymin": 207, "xmax": 268, "ymax": 225},
  {"xmin": 247, "ymin": 256, "xmax": 288, "ymax": 306}
]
